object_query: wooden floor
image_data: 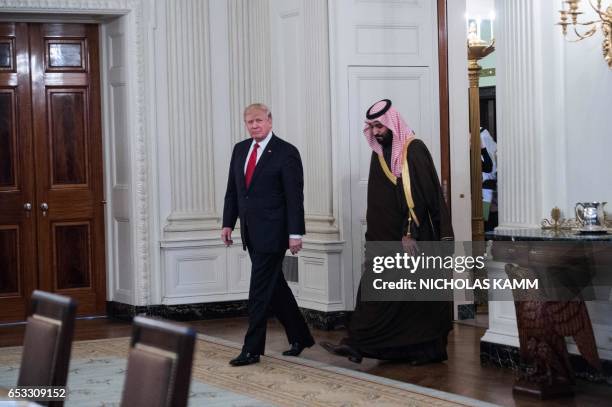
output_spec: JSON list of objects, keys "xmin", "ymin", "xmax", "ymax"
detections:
[{"xmin": 1, "ymin": 317, "xmax": 610, "ymax": 407}]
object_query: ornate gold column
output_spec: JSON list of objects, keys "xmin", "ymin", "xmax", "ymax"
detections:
[{"xmin": 467, "ymin": 39, "xmax": 494, "ymax": 241}]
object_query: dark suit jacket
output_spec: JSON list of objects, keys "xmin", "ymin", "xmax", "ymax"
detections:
[{"xmin": 223, "ymin": 134, "xmax": 306, "ymax": 253}]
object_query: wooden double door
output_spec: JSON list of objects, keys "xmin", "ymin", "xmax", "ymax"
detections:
[{"xmin": 0, "ymin": 22, "xmax": 106, "ymax": 322}]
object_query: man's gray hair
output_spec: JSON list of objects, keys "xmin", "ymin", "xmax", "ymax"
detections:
[{"xmin": 244, "ymin": 103, "xmax": 272, "ymax": 119}]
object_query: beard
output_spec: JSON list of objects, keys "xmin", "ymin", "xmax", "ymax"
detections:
[{"xmin": 375, "ymin": 130, "xmax": 393, "ymax": 147}]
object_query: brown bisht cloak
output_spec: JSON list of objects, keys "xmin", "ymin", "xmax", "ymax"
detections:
[{"xmin": 346, "ymin": 139, "xmax": 454, "ymax": 360}]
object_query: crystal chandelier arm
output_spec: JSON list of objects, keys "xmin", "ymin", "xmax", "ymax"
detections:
[
  {"xmin": 587, "ymin": 0, "xmax": 606, "ymax": 20},
  {"xmin": 570, "ymin": 24, "xmax": 599, "ymax": 41},
  {"xmin": 574, "ymin": 19, "xmax": 604, "ymax": 25}
]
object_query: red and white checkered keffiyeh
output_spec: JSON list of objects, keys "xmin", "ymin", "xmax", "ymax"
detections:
[{"xmin": 363, "ymin": 100, "xmax": 415, "ymax": 177}]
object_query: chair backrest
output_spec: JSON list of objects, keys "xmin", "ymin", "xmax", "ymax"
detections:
[
  {"xmin": 17, "ymin": 290, "xmax": 77, "ymax": 406},
  {"xmin": 120, "ymin": 316, "xmax": 196, "ymax": 407}
]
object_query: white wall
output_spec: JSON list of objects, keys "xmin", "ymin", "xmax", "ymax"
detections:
[
  {"xmin": 538, "ymin": 0, "xmax": 612, "ymax": 221},
  {"xmin": 563, "ymin": 6, "xmax": 612, "ymax": 215},
  {"xmin": 497, "ymin": 0, "xmax": 612, "ymax": 229}
]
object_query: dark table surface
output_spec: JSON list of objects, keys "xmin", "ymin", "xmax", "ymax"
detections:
[{"xmin": 486, "ymin": 228, "xmax": 612, "ymax": 241}]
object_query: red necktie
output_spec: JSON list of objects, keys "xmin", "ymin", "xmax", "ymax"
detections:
[{"xmin": 245, "ymin": 143, "xmax": 260, "ymax": 188}]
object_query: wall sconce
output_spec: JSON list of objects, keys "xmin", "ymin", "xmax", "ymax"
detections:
[{"xmin": 557, "ymin": 0, "xmax": 612, "ymax": 68}]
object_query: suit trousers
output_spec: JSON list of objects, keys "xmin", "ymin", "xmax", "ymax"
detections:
[{"xmin": 243, "ymin": 249, "xmax": 314, "ymax": 355}]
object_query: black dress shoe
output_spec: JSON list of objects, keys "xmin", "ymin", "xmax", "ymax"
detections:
[
  {"xmin": 282, "ymin": 341, "xmax": 313, "ymax": 357},
  {"xmin": 320, "ymin": 341, "xmax": 363, "ymax": 364},
  {"xmin": 408, "ymin": 351, "xmax": 448, "ymax": 366},
  {"xmin": 229, "ymin": 351, "xmax": 260, "ymax": 366}
]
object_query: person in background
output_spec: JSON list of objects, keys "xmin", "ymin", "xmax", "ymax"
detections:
[
  {"xmin": 480, "ymin": 127, "xmax": 497, "ymax": 231},
  {"xmin": 222, "ymin": 103, "xmax": 315, "ymax": 366},
  {"xmin": 320, "ymin": 99, "xmax": 454, "ymax": 365}
]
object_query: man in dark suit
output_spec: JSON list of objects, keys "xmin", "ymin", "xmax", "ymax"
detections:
[{"xmin": 222, "ymin": 103, "xmax": 315, "ymax": 366}]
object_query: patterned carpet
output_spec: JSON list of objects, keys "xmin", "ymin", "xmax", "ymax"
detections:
[{"xmin": 0, "ymin": 335, "xmax": 497, "ymax": 406}]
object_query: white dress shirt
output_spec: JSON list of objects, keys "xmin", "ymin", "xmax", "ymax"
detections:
[
  {"xmin": 480, "ymin": 128, "xmax": 497, "ymax": 182},
  {"xmin": 244, "ymin": 131, "xmax": 302, "ymax": 240},
  {"xmin": 244, "ymin": 131, "xmax": 273, "ymax": 173},
  {"xmin": 480, "ymin": 128, "xmax": 497, "ymax": 203}
]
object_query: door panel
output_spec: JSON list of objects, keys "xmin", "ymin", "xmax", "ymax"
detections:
[
  {"xmin": 0, "ymin": 23, "xmax": 36, "ymax": 322},
  {"xmin": 49, "ymin": 90, "xmax": 89, "ymax": 185},
  {"xmin": 30, "ymin": 23, "xmax": 106, "ymax": 316},
  {"xmin": 53, "ymin": 222, "xmax": 93, "ymax": 290},
  {"xmin": 0, "ymin": 90, "xmax": 17, "ymax": 187},
  {"xmin": 0, "ymin": 227, "xmax": 20, "ymax": 294},
  {"xmin": 0, "ymin": 39, "xmax": 14, "ymax": 69}
]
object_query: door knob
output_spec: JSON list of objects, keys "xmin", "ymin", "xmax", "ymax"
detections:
[
  {"xmin": 24, "ymin": 203, "xmax": 32, "ymax": 211},
  {"xmin": 40, "ymin": 202, "xmax": 49, "ymax": 216}
]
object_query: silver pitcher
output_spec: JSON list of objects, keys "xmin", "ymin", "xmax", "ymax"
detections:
[{"xmin": 575, "ymin": 202, "xmax": 607, "ymax": 229}]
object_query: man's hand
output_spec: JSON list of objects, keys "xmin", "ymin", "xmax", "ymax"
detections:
[
  {"xmin": 402, "ymin": 236, "xmax": 419, "ymax": 257},
  {"xmin": 221, "ymin": 227, "xmax": 233, "ymax": 246},
  {"xmin": 289, "ymin": 238, "xmax": 302, "ymax": 255}
]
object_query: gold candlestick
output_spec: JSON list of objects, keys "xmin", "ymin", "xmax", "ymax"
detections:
[{"xmin": 467, "ymin": 35, "xmax": 495, "ymax": 241}]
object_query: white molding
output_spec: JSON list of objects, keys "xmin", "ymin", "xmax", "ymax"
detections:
[
  {"xmin": 302, "ymin": 0, "xmax": 336, "ymax": 235},
  {"xmin": 447, "ymin": 0, "xmax": 471, "ymax": 242},
  {"xmin": 354, "ymin": 24, "xmax": 420, "ymax": 56},
  {"xmin": 164, "ymin": 0, "xmax": 217, "ymax": 232},
  {"xmin": 227, "ymin": 248, "xmax": 250, "ymax": 294},
  {"xmin": 327, "ymin": 0, "xmax": 354, "ymax": 309},
  {"xmin": 300, "ymin": 240, "xmax": 345, "ymax": 311},
  {"xmin": 143, "ymin": 1, "xmax": 162, "ymax": 305},
  {"xmin": 163, "ymin": 247, "xmax": 227, "ymax": 299},
  {"xmin": 480, "ymin": 330, "xmax": 520, "ymax": 348},
  {"xmin": 125, "ymin": 0, "xmax": 151, "ymax": 305},
  {"xmin": 227, "ymin": 0, "xmax": 249, "ymax": 146},
  {"xmin": 268, "ymin": 0, "xmax": 338, "ymax": 239},
  {"xmin": 0, "ymin": 0, "xmax": 133, "ymax": 14},
  {"xmin": 160, "ymin": 238, "xmax": 231, "ymax": 249},
  {"xmin": 161, "ymin": 293, "xmax": 247, "ymax": 306},
  {"xmin": 296, "ymin": 299, "xmax": 346, "ymax": 312},
  {"xmin": 102, "ymin": 17, "xmax": 130, "ymax": 304},
  {"xmin": 248, "ymin": 0, "xmax": 272, "ymax": 106},
  {"xmin": 338, "ymin": 0, "xmax": 436, "ymax": 67},
  {"xmin": 227, "ymin": 0, "xmax": 272, "ymax": 146},
  {"xmin": 270, "ymin": 0, "xmax": 304, "ymax": 152}
]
